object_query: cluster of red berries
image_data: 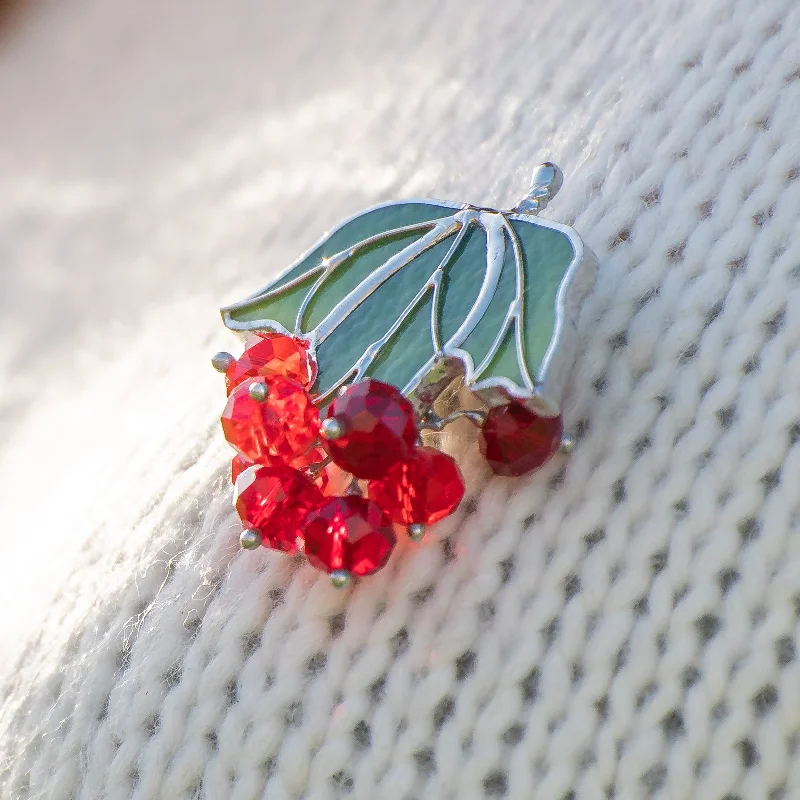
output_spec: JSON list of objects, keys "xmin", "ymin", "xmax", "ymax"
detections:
[
  {"xmin": 216, "ymin": 332, "xmax": 467, "ymax": 585},
  {"xmin": 215, "ymin": 332, "xmax": 566, "ymax": 586}
]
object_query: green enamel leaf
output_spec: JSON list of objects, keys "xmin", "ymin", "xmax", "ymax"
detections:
[{"xmin": 222, "ymin": 200, "xmax": 581, "ymax": 404}]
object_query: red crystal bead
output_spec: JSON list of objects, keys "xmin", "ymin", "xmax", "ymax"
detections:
[
  {"xmin": 231, "ymin": 454, "xmax": 252, "ymax": 483},
  {"xmin": 234, "ymin": 464, "xmax": 323, "ymax": 553},
  {"xmin": 368, "ymin": 446, "xmax": 465, "ymax": 525},
  {"xmin": 323, "ymin": 379, "xmax": 417, "ymax": 479},
  {"xmin": 225, "ymin": 332, "xmax": 316, "ymax": 393},
  {"xmin": 303, "ymin": 495, "xmax": 396, "ymax": 577},
  {"xmin": 220, "ymin": 376, "xmax": 320, "ymax": 469},
  {"xmin": 479, "ymin": 402, "xmax": 563, "ymax": 476},
  {"xmin": 310, "ymin": 462, "xmax": 352, "ymax": 497}
]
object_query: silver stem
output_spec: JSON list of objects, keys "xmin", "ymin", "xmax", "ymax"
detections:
[
  {"xmin": 418, "ymin": 408, "xmax": 487, "ymax": 432},
  {"xmin": 306, "ymin": 455, "xmax": 332, "ymax": 476}
]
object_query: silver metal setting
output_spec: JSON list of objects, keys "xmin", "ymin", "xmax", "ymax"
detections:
[
  {"xmin": 239, "ymin": 528, "xmax": 263, "ymax": 550},
  {"xmin": 211, "ymin": 351, "xmax": 234, "ymax": 373},
  {"xmin": 221, "ymin": 163, "xmax": 596, "ymax": 417},
  {"xmin": 407, "ymin": 523, "xmax": 426, "ymax": 542},
  {"xmin": 330, "ymin": 569, "xmax": 352, "ymax": 589},
  {"xmin": 247, "ymin": 381, "xmax": 269, "ymax": 403},
  {"xmin": 559, "ymin": 433, "xmax": 575, "ymax": 455},
  {"xmin": 320, "ymin": 417, "xmax": 346, "ymax": 441}
]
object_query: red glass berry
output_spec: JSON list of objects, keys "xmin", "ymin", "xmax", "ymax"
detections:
[
  {"xmin": 226, "ymin": 332, "xmax": 316, "ymax": 393},
  {"xmin": 234, "ymin": 464, "xmax": 323, "ymax": 553},
  {"xmin": 323, "ymin": 379, "xmax": 417, "ymax": 479},
  {"xmin": 479, "ymin": 402, "xmax": 563, "ymax": 476},
  {"xmin": 310, "ymin": 462, "xmax": 352, "ymax": 497},
  {"xmin": 231, "ymin": 454, "xmax": 252, "ymax": 483},
  {"xmin": 368, "ymin": 446, "xmax": 465, "ymax": 525},
  {"xmin": 303, "ymin": 495, "xmax": 396, "ymax": 577},
  {"xmin": 220, "ymin": 376, "xmax": 320, "ymax": 469}
]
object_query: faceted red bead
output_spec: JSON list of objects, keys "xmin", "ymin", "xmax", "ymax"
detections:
[
  {"xmin": 234, "ymin": 464, "xmax": 323, "ymax": 553},
  {"xmin": 479, "ymin": 402, "xmax": 563, "ymax": 477},
  {"xmin": 225, "ymin": 332, "xmax": 316, "ymax": 393},
  {"xmin": 231, "ymin": 454, "xmax": 252, "ymax": 483},
  {"xmin": 220, "ymin": 376, "xmax": 320, "ymax": 469},
  {"xmin": 310, "ymin": 461, "xmax": 352, "ymax": 497},
  {"xmin": 303, "ymin": 495, "xmax": 396, "ymax": 577},
  {"xmin": 368, "ymin": 446, "xmax": 465, "ymax": 525},
  {"xmin": 323, "ymin": 379, "xmax": 417, "ymax": 479}
]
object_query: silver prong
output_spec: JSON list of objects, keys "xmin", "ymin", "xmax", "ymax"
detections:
[
  {"xmin": 239, "ymin": 528, "xmax": 263, "ymax": 550},
  {"xmin": 211, "ymin": 351, "xmax": 234, "ymax": 373},
  {"xmin": 330, "ymin": 569, "xmax": 352, "ymax": 589},
  {"xmin": 320, "ymin": 417, "xmax": 346, "ymax": 441},
  {"xmin": 407, "ymin": 523, "xmax": 425, "ymax": 542},
  {"xmin": 248, "ymin": 381, "xmax": 269, "ymax": 403},
  {"xmin": 558, "ymin": 433, "xmax": 575, "ymax": 455},
  {"xmin": 514, "ymin": 162, "xmax": 564, "ymax": 215}
]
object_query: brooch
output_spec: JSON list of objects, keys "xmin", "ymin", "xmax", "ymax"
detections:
[{"xmin": 212, "ymin": 163, "xmax": 597, "ymax": 587}]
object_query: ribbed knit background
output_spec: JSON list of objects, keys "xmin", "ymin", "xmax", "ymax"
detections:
[{"xmin": 2, "ymin": 0, "xmax": 800, "ymax": 797}]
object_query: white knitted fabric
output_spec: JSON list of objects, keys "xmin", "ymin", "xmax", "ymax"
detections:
[{"xmin": 2, "ymin": 0, "xmax": 800, "ymax": 797}]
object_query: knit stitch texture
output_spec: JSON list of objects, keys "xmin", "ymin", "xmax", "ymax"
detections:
[{"xmin": 2, "ymin": 0, "xmax": 800, "ymax": 798}]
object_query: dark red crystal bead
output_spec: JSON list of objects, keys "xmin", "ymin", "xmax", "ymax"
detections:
[
  {"xmin": 368, "ymin": 446, "xmax": 465, "ymax": 525},
  {"xmin": 479, "ymin": 401, "xmax": 563, "ymax": 476},
  {"xmin": 225, "ymin": 332, "xmax": 316, "ymax": 393},
  {"xmin": 234, "ymin": 464, "xmax": 323, "ymax": 553},
  {"xmin": 323, "ymin": 379, "xmax": 417, "ymax": 479},
  {"xmin": 303, "ymin": 495, "xmax": 396, "ymax": 577},
  {"xmin": 220, "ymin": 376, "xmax": 320, "ymax": 469}
]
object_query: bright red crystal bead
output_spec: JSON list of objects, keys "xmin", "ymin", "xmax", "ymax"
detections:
[
  {"xmin": 225, "ymin": 332, "xmax": 316, "ymax": 393},
  {"xmin": 234, "ymin": 464, "xmax": 324, "ymax": 553},
  {"xmin": 303, "ymin": 495, "xmax": 396, "ymax": 577},
  {"xmin": 310, "ymin": 462, "xmax": 352, "ymax": 497},
  {"xmin": 323, "ymin": 379, "xmax": 417, "ymax": 479},
  {"xmin": 221, "ymin": 376, "xmax": 320, "ymax": 469},
  {"xmin": 368, "ymin": 446, "xmax": 465, "ymax": 525},
  {"xmin": 231, "ymin": 454, "xmax": 252, "ymax": 483},
  {"xmin": 479, "ymin": 402, "xmax": 563, "ymax": 477}
]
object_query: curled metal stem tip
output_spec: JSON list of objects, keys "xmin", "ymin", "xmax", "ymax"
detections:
[{"xmin": 513, "ymin": 162, "xmax": 564, "ymax": 215}]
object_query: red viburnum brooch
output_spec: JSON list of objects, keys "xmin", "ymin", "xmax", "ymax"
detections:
[{"xmin": 212, "ymin": 164, "xmax": 596, "ymax": 587}]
